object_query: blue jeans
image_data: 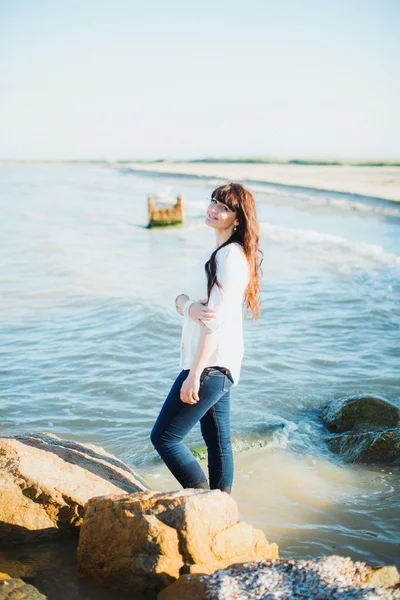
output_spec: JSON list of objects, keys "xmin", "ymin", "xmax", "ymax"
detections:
[{"xmin": 151, "ymin": 367, "xmax": 234, "ymax": 492}]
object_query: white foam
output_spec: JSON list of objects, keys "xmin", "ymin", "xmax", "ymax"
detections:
[
  {"xmin": 250, "ymin": 183, "xmax": 400, "ymax": 219},
  {"xmin": 260, "ymin": 222, "xmax": 400, "ymax": 270}
]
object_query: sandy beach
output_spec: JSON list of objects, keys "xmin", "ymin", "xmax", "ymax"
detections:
[{"xmin": 120, "ymin": 162, "xmax": 400, "ymax": 203}]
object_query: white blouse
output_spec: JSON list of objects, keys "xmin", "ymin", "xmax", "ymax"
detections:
[{"xmin": 179, "ymin": 242, "xmax": 250, "ymax": 386}]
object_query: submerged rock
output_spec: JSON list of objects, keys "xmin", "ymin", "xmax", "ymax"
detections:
[
  {"xmin": 77, "ymin": 489, "xmax": 278, "ymax": 598},
  {"xmin": 0, "ymin": 432, "xmax": 149, "ymax": 545},
  {"xmin": 191, "ymin": 421, "xmax": 289, "ymax": 459},
  {"xmin": 158, "ymin": 556, "xmax": 400, "ymax": 600},
  {"xmin": 0, "ymin": 557, "xmax": 36, "ymax": 579},
  {"xmin": 327, "ymin": 428, "xmax": 400, "ymax": 465},
  {"xmin": 0, "ymin": 578, "xmax": 46, "ymax": 599},
  {"xmin": 321, "ymin": 395, "xmax": 400, "ymax": 433},
  {"xmin": 158, "ymin": 575, "xmax": 206, "ymax": 600}
]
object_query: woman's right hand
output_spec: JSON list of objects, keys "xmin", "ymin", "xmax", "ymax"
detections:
[
  {"xmin": 175, "ymin": 294, "xmax": 190, "ymax": 315},
  {"xmin": 189, "ymin": 299, "xmax": 216, "ymax": 325}
]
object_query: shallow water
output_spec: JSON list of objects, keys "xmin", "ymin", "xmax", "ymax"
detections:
[
  {"xmin": 0, "ymin": 537, "xmax": 134, "ymax": 600},
  {"xmin": 1, "ymin": 164, "xmax": 399, "ymax": 596},
  {"xmin": 147, "ymin": 448, "xmax": 400, "ymax": 568}
]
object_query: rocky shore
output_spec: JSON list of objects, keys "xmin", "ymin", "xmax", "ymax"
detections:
[
  {"xmin": 160, "ymin": 556, "xmax": 400, "ymax": 600},
  {"xmin": 1, "ymin": 396, "xmax": 399, "ymax": 599}
]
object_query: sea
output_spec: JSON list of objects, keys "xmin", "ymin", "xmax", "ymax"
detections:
[{"xmin": 1, "ymin": 162, "xmax": 399, "ymax": 597}]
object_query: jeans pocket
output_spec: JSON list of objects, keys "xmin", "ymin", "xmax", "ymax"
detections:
[
  {"xmin": 207, "ymin": 367, "xmax": 234, "ymax": 386},
  {"xmin": 222, "ymin": 374, "xmax": 233, "ymax": 392},
  {"xmin": 199, "ymin": 367, "xmax": 234, "ymax": 393}
]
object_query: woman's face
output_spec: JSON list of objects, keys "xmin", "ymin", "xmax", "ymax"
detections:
[{"xmin": 206, "ymin": 198, "xmax": 238, "ymax": 232}]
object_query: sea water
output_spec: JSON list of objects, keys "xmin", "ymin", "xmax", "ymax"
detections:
[{"xmin": 1, "ymin": 163, "xmax": 399, "ymax": 592}]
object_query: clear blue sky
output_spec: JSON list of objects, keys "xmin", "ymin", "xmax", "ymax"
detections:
[{"xmin": 0, "ymin": 0, "xmax": 399, "ymax": 160}]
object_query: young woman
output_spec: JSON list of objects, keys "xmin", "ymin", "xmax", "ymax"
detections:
[{"xmin": 151, "ymin": 182, "xmax": 262, "ymax": 494}]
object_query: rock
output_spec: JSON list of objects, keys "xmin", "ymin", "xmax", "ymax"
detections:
[
  {"xmin": 327, "ymin": 428, "xmax": 400, "ymax": 465},
  {"xmin": 0, "ymin": 556, "xmax": 36, "ymax": 579},
  {"xmin": 0, "ymin": 578, "xmax": 46, "ymax": 599},
  {"xmin": 159, "ymin": 555, "xmax": 400, "ymax": 600},
  {"xmin": 77, "ymin": 489, "xmax": 278, "ymax": 598},
  {"xmin": 364, "ymin": 565, "xmax": 400, "ymax": 588},
  {"xmin": 321, "ymin": 396, "xmax": 400, "ymax": 465},
  {"xmin": 0, "ymin": 432, "xmax": 149, "ymax": 544},
  {"xmin": 158, "ymin": 574, "xmax": 206, "ymax": 600},
  {"xmin": 321, "ymin": 395, "xmax": 400, "ymax": 433}
]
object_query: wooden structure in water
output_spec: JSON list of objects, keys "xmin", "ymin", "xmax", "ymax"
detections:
[{"xmin": 147, "ymin": 194, "xmax": 183, "ymax": 228}]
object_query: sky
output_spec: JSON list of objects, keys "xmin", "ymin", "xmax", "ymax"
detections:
[{"xmin": 0, "ymin": 0, "xmax": 399, "ymax": 161}]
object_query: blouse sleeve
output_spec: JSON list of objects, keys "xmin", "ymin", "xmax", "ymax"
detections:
[
  {"xmin": 203, "ymin": 244, "xmax": 249, "ymax": 333},
  {"xmin": 176, "ymin": 273, "xmax": 189, "ymax": 299}
]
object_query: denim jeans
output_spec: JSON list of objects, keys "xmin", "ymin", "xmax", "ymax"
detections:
[{"xmin": 151, "ymin": 367, "xmax": 234, "ymax": 492}]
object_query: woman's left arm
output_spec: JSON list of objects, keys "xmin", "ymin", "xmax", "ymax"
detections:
[
  {"xmin": 180, "ymin": 325, "xmax": 218, "ymax": 404},
  {"xmin": 180, "ymin": 245, "xmax": 248, "ymax": 404}
]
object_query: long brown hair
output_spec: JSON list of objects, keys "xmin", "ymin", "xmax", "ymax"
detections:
[{"xmin": 205, "ymin": 183, "xmax": 263, "ymax": 321}]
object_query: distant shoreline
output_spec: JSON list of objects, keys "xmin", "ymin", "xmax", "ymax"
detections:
[
  {"xmin": 130, "ymin": 158, "xmax": 400, "ymax": 167},
  {"xmin": 2, "ymin": 159, "xmax": 400, "ymax": 202},
  {"xmin": 1, "ymin": 157, "xmax": 400, "ymax": 167},
  {"xmin": 118, "ymin": 161, "xmax": 400, "ymax": 204}
]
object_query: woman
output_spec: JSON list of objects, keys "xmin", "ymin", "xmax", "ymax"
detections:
[{"xmin": 151, "ymin": 183, "xmax": 262, "ymax": 494}]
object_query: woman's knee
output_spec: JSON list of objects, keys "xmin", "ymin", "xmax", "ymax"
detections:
[
  {"xmin": 151, "ymin": 426, "xmax": 176, "ymax": 451},
  {"xmin": 150, "ymin": 426, "xmax": 161, "ymax": 449}
]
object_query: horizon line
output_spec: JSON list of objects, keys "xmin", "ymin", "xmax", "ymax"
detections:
[{"xmin": 1, "ymin": 157, "xmax": 400, "ymax": 167}]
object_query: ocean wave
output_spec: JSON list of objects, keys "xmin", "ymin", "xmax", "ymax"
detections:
[
  {"xmin": 251, "ymin": 185, "xmax": 400, "ymax": 220},
  {"xmin": 260, "ymin": 222, "xmax": 400, "ymax": 268},
  {"xmin": 190, "ymin": 420, "xmax": 296, "ymax": 459}
]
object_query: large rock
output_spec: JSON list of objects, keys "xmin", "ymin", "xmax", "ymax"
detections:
[
  {"xmin": 327, "ymin": 428, "xmax": 400, "ymax": 465},
  {"xmin": 0, "ymin": 578, "xmax": 46, "ymax": 599},
  {"xmin": 321, "ymin": 395, "xmax": 400, "ymax": 433},
  {"xmin": 159, "ymin": 556, "xmax": 400, "ymax": 600},
  {"xmin": 77, "ymin": 489, "xmax": 278, "ymax": 598},
  {"xmin": 0, "ymin": 433, "xmax": 149, "ymax": 544}
]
